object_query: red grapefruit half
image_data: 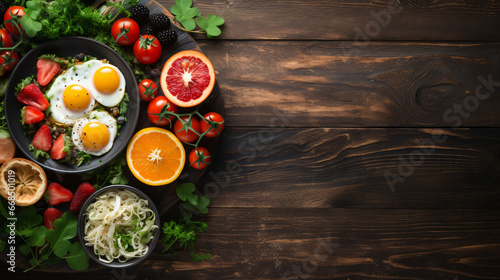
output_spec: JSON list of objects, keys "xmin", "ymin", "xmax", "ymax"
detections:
[{"xmin": 160, "ymin": 50, "xmax": 215, "ymax": 108}]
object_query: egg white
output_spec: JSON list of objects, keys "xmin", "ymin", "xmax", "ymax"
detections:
[
  {"xmin": 87, "ymin": 61, "xmax": 126, "ymax": 107},
  {"xmin": 72, "ymin": 111, "xmax": 118, "ymax": 156}
]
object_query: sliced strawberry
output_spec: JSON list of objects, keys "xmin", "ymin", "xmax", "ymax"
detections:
[
  {"xmin": 70, "ymin": 182, "xmax": 95, "ymax": 212},
  {"xmin": 37, "ymin": 58, "xmax": 61, "ymax": 86},
  {"xmin": 32, "ymin": 124, "xmax": 52, "ymax": 152},
  {"xmin": 22, "ymin": 106, "xmax": 45, "ymax": 125},
  {"xmin": 17, "ymin": 83, "xmax": 49, "ymax": 111},
  {"xmin": 44, "ymin": 182, "xmax": 73, "ymax": 206},
  {"xmin": 43, "ymin": 208, "xmax": 62, "ymax": 230},
  {"xmin": 50, "ymin": 134, "xmax": 68, "ymax": 160}
]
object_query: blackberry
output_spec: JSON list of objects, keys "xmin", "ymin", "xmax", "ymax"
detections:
[
  {"xmin": 150, "ymin": 13, "xmax": 171, "ymax": 31},
  {"xmin": 0, "ymin": 2, "xmax": 6, "ymax": 18},
  {"xmin": 144, "ymin": 26, "xmax": 157, "ymax": 36},
  {"xmin": 157, "ymin": 29, "xmax": 177, "ymax": 47},
  {"xmin": 129, "ymin": 4, "xmax": 150, "ymax": 26}
]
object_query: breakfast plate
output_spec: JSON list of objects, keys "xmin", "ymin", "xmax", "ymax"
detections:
[{"xmin": 4, "ymin": 36, "xmax": 140, "ymax": 174}]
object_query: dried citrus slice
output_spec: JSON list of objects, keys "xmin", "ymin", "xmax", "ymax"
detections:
[
  {"xmin": 126, "ymin": 127, "xmax": 185, "ymax": 186},
  {"xmin": 0, "ymin": 158, "xmax": 47, "ymax": 206},
  {"xmin": 160, "ymin": 50, "xmax": 215, "ymax": 108}
]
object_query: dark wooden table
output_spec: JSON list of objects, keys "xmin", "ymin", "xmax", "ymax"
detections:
[{"xmin": 4, "ymin": 0, "xmax": 500, "ymax": 279}]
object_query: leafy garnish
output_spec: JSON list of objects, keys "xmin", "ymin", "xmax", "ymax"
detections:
[
  {"xmin": 161, "ymin": 216, "xmax": 207, "ymax": 253},
  {"xmin": 0, "ymin": 99, "xmax": 9, "ymax": 138},
  {"xmin": 170, "ymin": 0, "xmax": 224, "ymax": 38},
  {"xmin": 171, "ymin": 0, "xmax": 201, "ymax": 31},
  {"xmin": 46, "ymin": 212, "xmax": 77, "ymax": 258},
  {"xmin": 20, "ymin": 0, "xmax": 43, "ymax": 37},
  {"xmin": 15, "ymin": 76, "xmax": 35, "ymax": 94},
  {"xmin": 79, "ymin": 155, "xmax": 128, "ymax": 189},
  {"xmin": 38, "ymin": 54, "xmax": 65, "ymax": 64},
  {"xmin": 196, "ymin": 15, "xmax": 225, "ymax": 38},
  {"xmin": 76, "ymin": 151, "xmax": 92, "ymax": 166},
  {"xmin": 29, "ymin": 143, "xmax": 50, "ymax": 159},
  {"xmin": 15, "ymin": 210, "xmax": 89, "ymax": 272},
  {"xmin": 177, "ymin": 182, "xmax": 210, "ymax": 215},
  {"xmin": 64, "ymin": 243, "xmax": 89, "ymax": 271},
  {"xmin": 119, "ymin": 92, "xmax": 129, "ymax": 116},
  {"xmin": 191, "ymin": 251, "xmax": 212, "ymax": 263}
]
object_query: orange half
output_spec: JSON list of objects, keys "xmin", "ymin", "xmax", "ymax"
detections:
[{"xmin": 126, "ymin": 127, "xmax": 186, "ymax": 186}]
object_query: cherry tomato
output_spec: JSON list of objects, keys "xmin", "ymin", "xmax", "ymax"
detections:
[
  {"xmin": 0, "ymin": 29, "xmax": 13, "ymax": 48},
  {"xmin": 147, "ymin": 96, "xmax": 177, "ymax": 126},
  {"xmin": 189, "ymin": 147, "xmax": 211, "ymax": 169},
  {"xmin": 111, "ymin": 18, "xmax": 140, "ymax": 46},
  {"xmin": 139, "ymin": 79, "xmax": 158, "ymax": 102},
  {"xmin": 174, "ymin": 116, "xmax": 200, "ymax": 143},
  {"xmin": 0, "ymin": 51, "xmax": 19, "ymax": 72},
  {"xmin": 201, "ymin": 112, "xmax": 225, "ymax": 138},
  {"xmin": 4, "ymin": 6, "xmax": 25, "ymax": 35},
  {"xmin": 133, "ymin": 35, "xmax": 162, "ymax": 65}
]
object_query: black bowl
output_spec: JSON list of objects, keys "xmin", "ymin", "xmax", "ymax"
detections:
[
  {"xmin": 5, "ymin": 36, "xmax": 139, "ymax": 174},
  {"xmin": 77, "ymin": 185, "xmax": 161, "ymax": 268}
]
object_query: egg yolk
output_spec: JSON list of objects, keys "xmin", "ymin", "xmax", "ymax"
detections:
[
  {"xmin": 94, "ymin": 66, "xmax": 120, "ymax": 94},
  {"xmin": 63, "ymin": 85, "xmax": 91, "ymax": 111},
  {"xmin": 80, "ymin": 122, "xmax": 110, "ymax": 152}
]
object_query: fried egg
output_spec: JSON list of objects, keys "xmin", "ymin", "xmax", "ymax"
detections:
[
  {"xmin": 87, "ymin": 60, "xmax": 126, "ymax": 107},
  {"xmin": 47, "ymin": 60, "xmax": 126, "ymax": 125},
  {"xmin": 72, "ymin": 111, "xmax": 118, "ymax": 156}
]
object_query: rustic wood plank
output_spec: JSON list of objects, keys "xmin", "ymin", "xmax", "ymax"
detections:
[
  {"xmin": 192, "ymin": 127, "xmax": 500, "ymax": 209},
  {"xmin": 198, "ymin": 40, "xmax": 500, "ymax": 128},
  {"xmin": 153, "ymin": 0, "xmax": 500, "ymax": 41},
  {"xmin": 4, "ymin": 208, "xmax": 500, "ymax": 279}
]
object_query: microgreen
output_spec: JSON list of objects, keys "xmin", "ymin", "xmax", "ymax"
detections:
[{"xmin": 170, "ymin": 0, "xmax": 224, "ymax": 38}]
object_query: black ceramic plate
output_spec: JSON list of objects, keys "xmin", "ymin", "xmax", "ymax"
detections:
[{"xmin": 5, "ymin": 36, "xmax": 139, "ymax": 174}]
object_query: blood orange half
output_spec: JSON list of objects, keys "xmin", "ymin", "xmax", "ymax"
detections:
[{"xmin": 160, "ymin": 50, "xmax": 215, "ymax": 108}]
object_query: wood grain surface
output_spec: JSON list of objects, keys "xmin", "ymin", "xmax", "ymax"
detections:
[
  {"xmin": 2, "ymin": 0, "xmax": 500, "ymax": 279},
  {"xmin": 191, "ymin": 0, "xmax": 500, "ymax": 41}
]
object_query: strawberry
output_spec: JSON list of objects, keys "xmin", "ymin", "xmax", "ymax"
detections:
[
  {"xmin": 44, "ymin": 182, "xmax": 73, "ymax": 206},
  {"xmin": 50, "ymin": 134, "xmax": 68, "ymax": 160},
  {"xmin": 21, "ymin": 106, "xmax": 45, "ymax": 125},
  {"xmin": 17, "ymin": 83, "xmax": 49, "ymax": 111},
  {"xmin": 70, "ymin": 182, "xmax": 95, "ymax": 212},
  {"xmin": 37, "ymin": 58, "xmax": 61, "ymax": 86},
  {"xmin": 43, "ymin": 208, "xmax": 62, "ymax": 230},
  {"xmin": 32, "ymin": 124, "xmax": 53, "ymax": 151}
]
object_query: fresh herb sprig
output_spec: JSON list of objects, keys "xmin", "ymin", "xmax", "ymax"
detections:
[
  {"xmin": 161, "ymin": 183, "xmax": 211, "ymax": 262},
  {"xmin": 170, "ymin": 0, "xmax": 224, "ymax": 38}
]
